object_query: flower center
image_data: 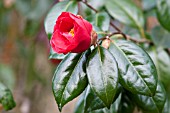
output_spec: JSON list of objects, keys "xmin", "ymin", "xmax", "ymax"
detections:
[{"xmin": 69, "ymin": 28, "xmax": 74, "ymax": 37}]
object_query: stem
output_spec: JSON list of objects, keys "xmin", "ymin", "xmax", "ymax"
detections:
[
  {"xmin": 114, "ymin": 34, "xmax": 152, "ymax": 44},
  {"xmin": 99, "ymin": 33, "xmax": 152, "ymax": 44},
  {"xmin": 98, "ymin": 32, "xmax": 122, "ymax": 42},
  {"xmin": 81, "ymin": 0, "xmax": 98, "ymax": 13},
  {"xmin": 110, "ymin": 22, "xmax": 121, "ymax": 32},
  {"xmin": 81, "ymin": 0, "xmax": 127, "ymax": 39},
  {"xmin": 81, "ymin": 0, "xmax": 150, "ymax": 44}
]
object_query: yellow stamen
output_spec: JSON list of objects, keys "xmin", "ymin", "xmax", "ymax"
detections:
[{"xmin": 69, "ymin": 28, "xmax": 74, "ymax": 37}]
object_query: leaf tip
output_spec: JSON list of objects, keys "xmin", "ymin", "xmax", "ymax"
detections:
[
  {"xmin": 104, "ymin": 102, "xmax": 111, "ymax": 109},
  {"xmin": 58, "ymin": 104, "xmax": 62, "ymax": 112}
]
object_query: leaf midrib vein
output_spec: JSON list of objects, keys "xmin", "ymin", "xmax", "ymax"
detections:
[
  {"xmin": 113, "ymin": 42, "xmax": 152, "ymax": 95},
  {"xmin": 97, "ymin": 46, "xmax": 109, "ymax": 106},
  {"xmin": 60, "ymin": 53, "xmax": 84, "ymax": 106}
]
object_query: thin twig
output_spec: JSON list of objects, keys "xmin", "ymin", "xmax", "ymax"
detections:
[
  {"xmin": 99, "ymin": 32, "xmax": 152, "ymax": 44},
  {"xmin": 81, "ymin": 0, "xmax": 98, "ymax": 13},
  {"xmin": 81, "ymin": 0, "xmax": 127, "ymax": 39},
  {"xmin": 98, "ymin": 32, "xmax": 122, "ymax": 41},
  {"xmin": 110, "ymin": 22, "xmax": 121, "ymax": 32},
  {"xmin": 81, "ymin": 0, "xmax": 151, "ymax": 44},
  {"xmin": 118, "ymin": 34, "xmax": 152, "ymax": 44},
  {"xmin": 110, "ymin": 22, "xmax": 127, "ymax": 39}
]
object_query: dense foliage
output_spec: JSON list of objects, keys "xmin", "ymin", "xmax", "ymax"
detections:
[
  {"xmin": 44, "ymin": 0, "xmax": 170, "ymax": 113},
  {"xmin": 1, "ymin": 0, "xmax": 170, "ymax": 113}
]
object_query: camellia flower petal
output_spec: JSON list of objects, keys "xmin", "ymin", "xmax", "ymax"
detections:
[{"xmin": 50, "ymin": 12, "xmax": 93, "ymax": 54}]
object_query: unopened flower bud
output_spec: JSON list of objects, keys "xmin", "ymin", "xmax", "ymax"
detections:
[
  {"xmin": 91, "ymin": 30, "xmax": 97, "ymax": 46},
  {"xmin": 102, "ymin": 38, "xmax": 111, "ymax": 49}
]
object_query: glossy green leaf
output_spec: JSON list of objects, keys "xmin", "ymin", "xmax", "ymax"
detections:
[
  {"xmin": 74, "ymin": 86, "xmax": 111, "ymax": 113},
  {"xmin": 109, "ymin": 40, "xmax": 158, "ymax": 96},
  {"xmin": 156, "ymin": 0, "xmax": 170, "ymax": 31},
  {"xmin": 44, "ymin": 1, "xmax": 78, "ymax": 38},
  {"xmin": 90, "ymin": 108, "xmax": 110, "ymax": 113},
  {"xmin": 49, "ymin": 48, "xmax": 67, "ymax": 60},
  {"xmin": 86, "ymin": 90, "xmax": 128, "ymax": 113},
  {"xmin": 0, "ymin": 83, "xmax": 16, "ymax": 111},
  {"xmin": 105, "ymin": 0, "xmax": 145, "ymax": 29},
  {"xmin": 151, "ymin": 26, "xmax": 170, "ymax": 48},
  {"xmin": 86, "ymin": 46, "xmax": 118, "ymax": 108},
  {"xmin": 149, "ymin": 48, "xmax": 170, "ymax": 88},
  {"xmin": 110, "ymin": 92, "xmax": 122, "ymax": 113},
  {"xmin": 118, "ymin": 92, "xmax": 135, "ymax": 113},
  {"xmin": 74, "ymin": 91, "xmax": 86, "ymax": 113},
  {"xmin": 52, "ymin": 50, "xmax": 90, "ymax": 111},
  {"xmin": 132, "ymin": 82, "xmax": 166, "ymax": 113},
  {"xmin": 162, "ymin": 97, "xmax": 170, "ymax": 113},
  {"xmin": 84, "ymin": 85, "xmax": 106, "ymax": 113},
  {"xmin": 112, "ymin": 84, "xmax": 123, "ymax": 102},
  {"xmin": 96, "ymin": 12, "xmax": 110, "ymax": 31},
  {"xmin": 83, "ymin": 84, "xmax": 122, "ymax": 113}
]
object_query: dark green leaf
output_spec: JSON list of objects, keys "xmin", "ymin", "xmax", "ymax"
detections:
[
  {"xmin": 74, "ymin": 86, "xmax": 112, "ymax": 113},
  {"xmin": 109, "ymin": 39, "xmax": 158, "ymax": 96},
  {"xmin": 52, "ymin": 50, "xmax": 90, "ymax": 111},
  {"xmin": 0, "ymin": 83, "xmax": 16, "ymax": 111},
  {"xmin": 110, "ymin": 92, "xmax": 122, "ymax": 113},
  {"xmin": 151, "ymin": 26, "xmax": 170, "ymax": 48},
  {"xmin": 87, "ymin": 89, "xmax": 131, "ymax": 113},
  {"xmin": 49, "ymin": 48, "xmax": 67, "ymax": 60},
  {"xmin": 96, "ymin": 12, "xmax": 110, "ymax": 31},
  {"xmin": 84, "ymin": 86, "xmax": 106, "ymax": 113},
  {"xmin": 74, "ymin": 91, "xmax": 86, "ymax": 113},
  {"xmin": 112, "ymin": 84, "xmax": 123, "ymax": 102},
  {"xmin": 90, "ymin": 108, "xmax": 110, "ymax": 113},
  {"xmin": 84, "ymin": 84, "xmax": 122, "ymax": 113},
  {"xmin": 156, "ymin": 0, "xmax": 170, "ymax": 31},
  {"xmin": 149, "ymin": 48, "xmax": 170, "ymax": 88},
  {"xmin": 105, "ymin": 0, "xmax": 145, "ymax": 29},
  {"xmin": 132, "ymin": 82, "xmax": 166, "ymax": 113},
  {"xmin": 118, "ymin": 92, "xmax": 135, "ymax": 113},
  {"xmin": 86, "ymin": 46, "xmax": 118, "ymax": 108},
  {"xmin": 162, "ymin": 97, "xmax": 170, "ymax": 113},
  {"xmin": 44, "ymin": 1, "xmax": 78, "ymax": 37}
]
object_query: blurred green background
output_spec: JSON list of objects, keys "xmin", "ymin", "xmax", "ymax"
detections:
[{"xmin": 0, "ymin": 0, "xmax": 77, "ymax": 113}]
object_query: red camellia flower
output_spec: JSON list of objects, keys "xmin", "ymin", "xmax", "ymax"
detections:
[{"xmin": 50, "ymin": 12, "xmax": 93, "ymax": 54}]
